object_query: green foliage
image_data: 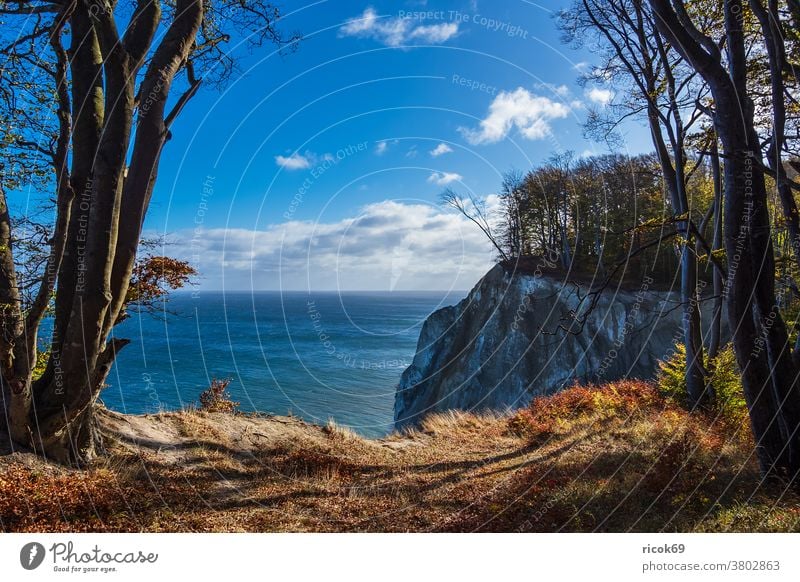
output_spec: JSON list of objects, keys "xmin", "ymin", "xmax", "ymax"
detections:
[
  {"xmin": 491, "ymin": 152, "xmax": 719, "ymax": 284},
  {"xmin": 31, "ymin": 346, "xmax": 49, "ymax": 381},
  {"xmin": 658, "ymin": 343, "xmax": 748, "ymax": 428},
  {"xmin": 658, "ymin": 343, "xmax": 689, "ymax": 401},
  {"xmin": 707, "ymin": 346, "xmax": 749, "ymax": 426}
]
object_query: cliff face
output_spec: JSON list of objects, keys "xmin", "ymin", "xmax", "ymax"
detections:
[{"xmin": 395, "ymin": 263, "xmax": 698, "ymax": 429}]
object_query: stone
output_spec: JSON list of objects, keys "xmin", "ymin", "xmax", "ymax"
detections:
[{"xmin": 395, "ymin": 263, "xmax": 716, "ymax": 429}]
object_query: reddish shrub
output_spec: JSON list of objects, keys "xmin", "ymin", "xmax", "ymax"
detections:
[
  {"xmin": 509, "ymin": 380, "xmax": 666, "ymax": 441},
  {"xmin": 199, "ymin": 379, "xmax": 239, "ymax": 413}
]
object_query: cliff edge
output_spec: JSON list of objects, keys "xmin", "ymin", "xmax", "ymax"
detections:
[{"xmin": 395, "ymin": 262, "xmax": 694, "ymax": 429}]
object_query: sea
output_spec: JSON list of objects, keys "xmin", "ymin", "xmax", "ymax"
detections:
[{"xmin": 103, "ymin": 291, "xmax": 465, "ymax": 437}]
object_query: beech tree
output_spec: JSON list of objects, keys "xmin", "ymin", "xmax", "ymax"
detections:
[
  {"xmin": 649, "ymin": 0, "xmax": 800, "ymax": 480},
  {"xmin": 749, "ymin": 0, "xmax": 800, "ymax": 362},
  {"xmin": 476, "ymin": 152, "xmax": 684, "ymax": 279},
  {"xmin": 0, "ymin": 0, "xmax": 295, "ymax": 464},
  {"xmin": 561, "ymin": 0, "xmax": 716, "ymax": 407}
]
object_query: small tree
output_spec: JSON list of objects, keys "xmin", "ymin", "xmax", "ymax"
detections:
[
  {"xmin": 440, "ymin": 188, "xmax": 510, "ymax": 261},
  {"xmin": 199, "ymin": 379, "xmax": 238, "ymax": 414}
]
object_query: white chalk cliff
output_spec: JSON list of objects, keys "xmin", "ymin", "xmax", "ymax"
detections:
[{"xmin": 395, "ymin": 263, "xmax": 701, "ymax": 429}]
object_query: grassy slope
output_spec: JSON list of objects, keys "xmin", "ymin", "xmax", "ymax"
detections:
[{"xmin": 1, "ymin": 380, "xmax": 799, "ymax": 532}]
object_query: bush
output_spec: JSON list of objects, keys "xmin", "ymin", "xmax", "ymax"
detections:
[
  {"xmin": 199, "ymin": 378, "xmax": 239, "ymax": 413},
  {"xmin": 508, "ymin": 380, "xmax": 663, "ymax": 441},
  {"xmin": 657, "ymin": 343, "xmax": 748, "ymax": 428}
]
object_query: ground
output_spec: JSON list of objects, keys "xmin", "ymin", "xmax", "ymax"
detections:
[{"xmin": 1, "ymin": 380, "xmax": 799, "ymax": 532}]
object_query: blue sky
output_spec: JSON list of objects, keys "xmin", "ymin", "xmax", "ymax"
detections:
[{"xmin": 146, "ymin": 0, "xmax": 651, "ymax": 291}]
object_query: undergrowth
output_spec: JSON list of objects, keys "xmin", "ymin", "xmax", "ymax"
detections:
[{"xmin": 2, "ymin": 380, "xmax": 797, "ymax": 532}]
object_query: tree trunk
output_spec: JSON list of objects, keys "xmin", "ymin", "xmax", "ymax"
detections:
[
  {"xmin": 4, "ymin": 0, "xmax": 204, "ymax": 465},
  {"xmin": 650, "ymin": 0, "xmax": 800, "ymax": 480},
  {"xmin": 749, "ymin": 0, "xmax": 800, "ymax": 366},
  {"xmin": 647, "ymin": 100, "xmax": 707, "ymax": 407},
  {"xmin": 0, "ymin": 186, "xmax": 32, "ymax": 447},
  {"xmin": 708, "ymin": 140, "xmax": 724, "ymax": 360}
]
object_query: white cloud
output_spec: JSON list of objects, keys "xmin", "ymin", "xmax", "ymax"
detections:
[
  {"xmin": 427, "ymin": 171, "xmax": 462, "ymax": 186},
  {"xmin": 407, "ymin": 22, "xmax": 459, "ymax": 43},
  {"xmin": 275, "ymin": 151, "xmax": 336, "ymax": 170},
  {"xmin": 586, "ymin": 87, "xmax": 614, "ymax": 106},
  {"xmin": 374, "ymin": 139, "xmax": 400, "ymax": 155},
  {"xmin": 459, "ymin": 88, "xmax": 571, "ymax": 145},
  {"xmin": 167, "ymin": 200, "xmax": 496, "ymax": 291},
  {"xmin": 340, "ymin": 8, "xmax": 459, "ymax": 47},
  {"xmin": 339, "ymin": 7, "xmax": 380, "ymax": 35},
  {"xmin": 534, "ymin": 82, "xmax": 572, "ymax": 99},
  {"xmin": 275, "ymin": 152, "xmax": 311, "ymax": 170},
  {"xmin": 430, "ymin": 143, "xmax": 453, "ymax": 157}
]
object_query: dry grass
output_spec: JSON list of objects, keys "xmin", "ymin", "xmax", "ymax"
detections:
[{"xmin": 1, "ymin": 381, "xmax": 799, "ymax": 532}]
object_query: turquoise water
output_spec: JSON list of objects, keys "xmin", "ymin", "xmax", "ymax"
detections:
[{"xmin": 103, "ymin": 291, "xmax": 464, "ymax": 437}]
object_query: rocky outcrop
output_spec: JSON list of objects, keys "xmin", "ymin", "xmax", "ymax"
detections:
[{"xmin": 395, "ymin": 263, "xmax": 710, "ymax": 429}]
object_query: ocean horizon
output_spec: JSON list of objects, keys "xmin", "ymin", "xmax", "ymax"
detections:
[{"xmin": 104, "ymin": 290, "xmax": 467, "ymax": 437}]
